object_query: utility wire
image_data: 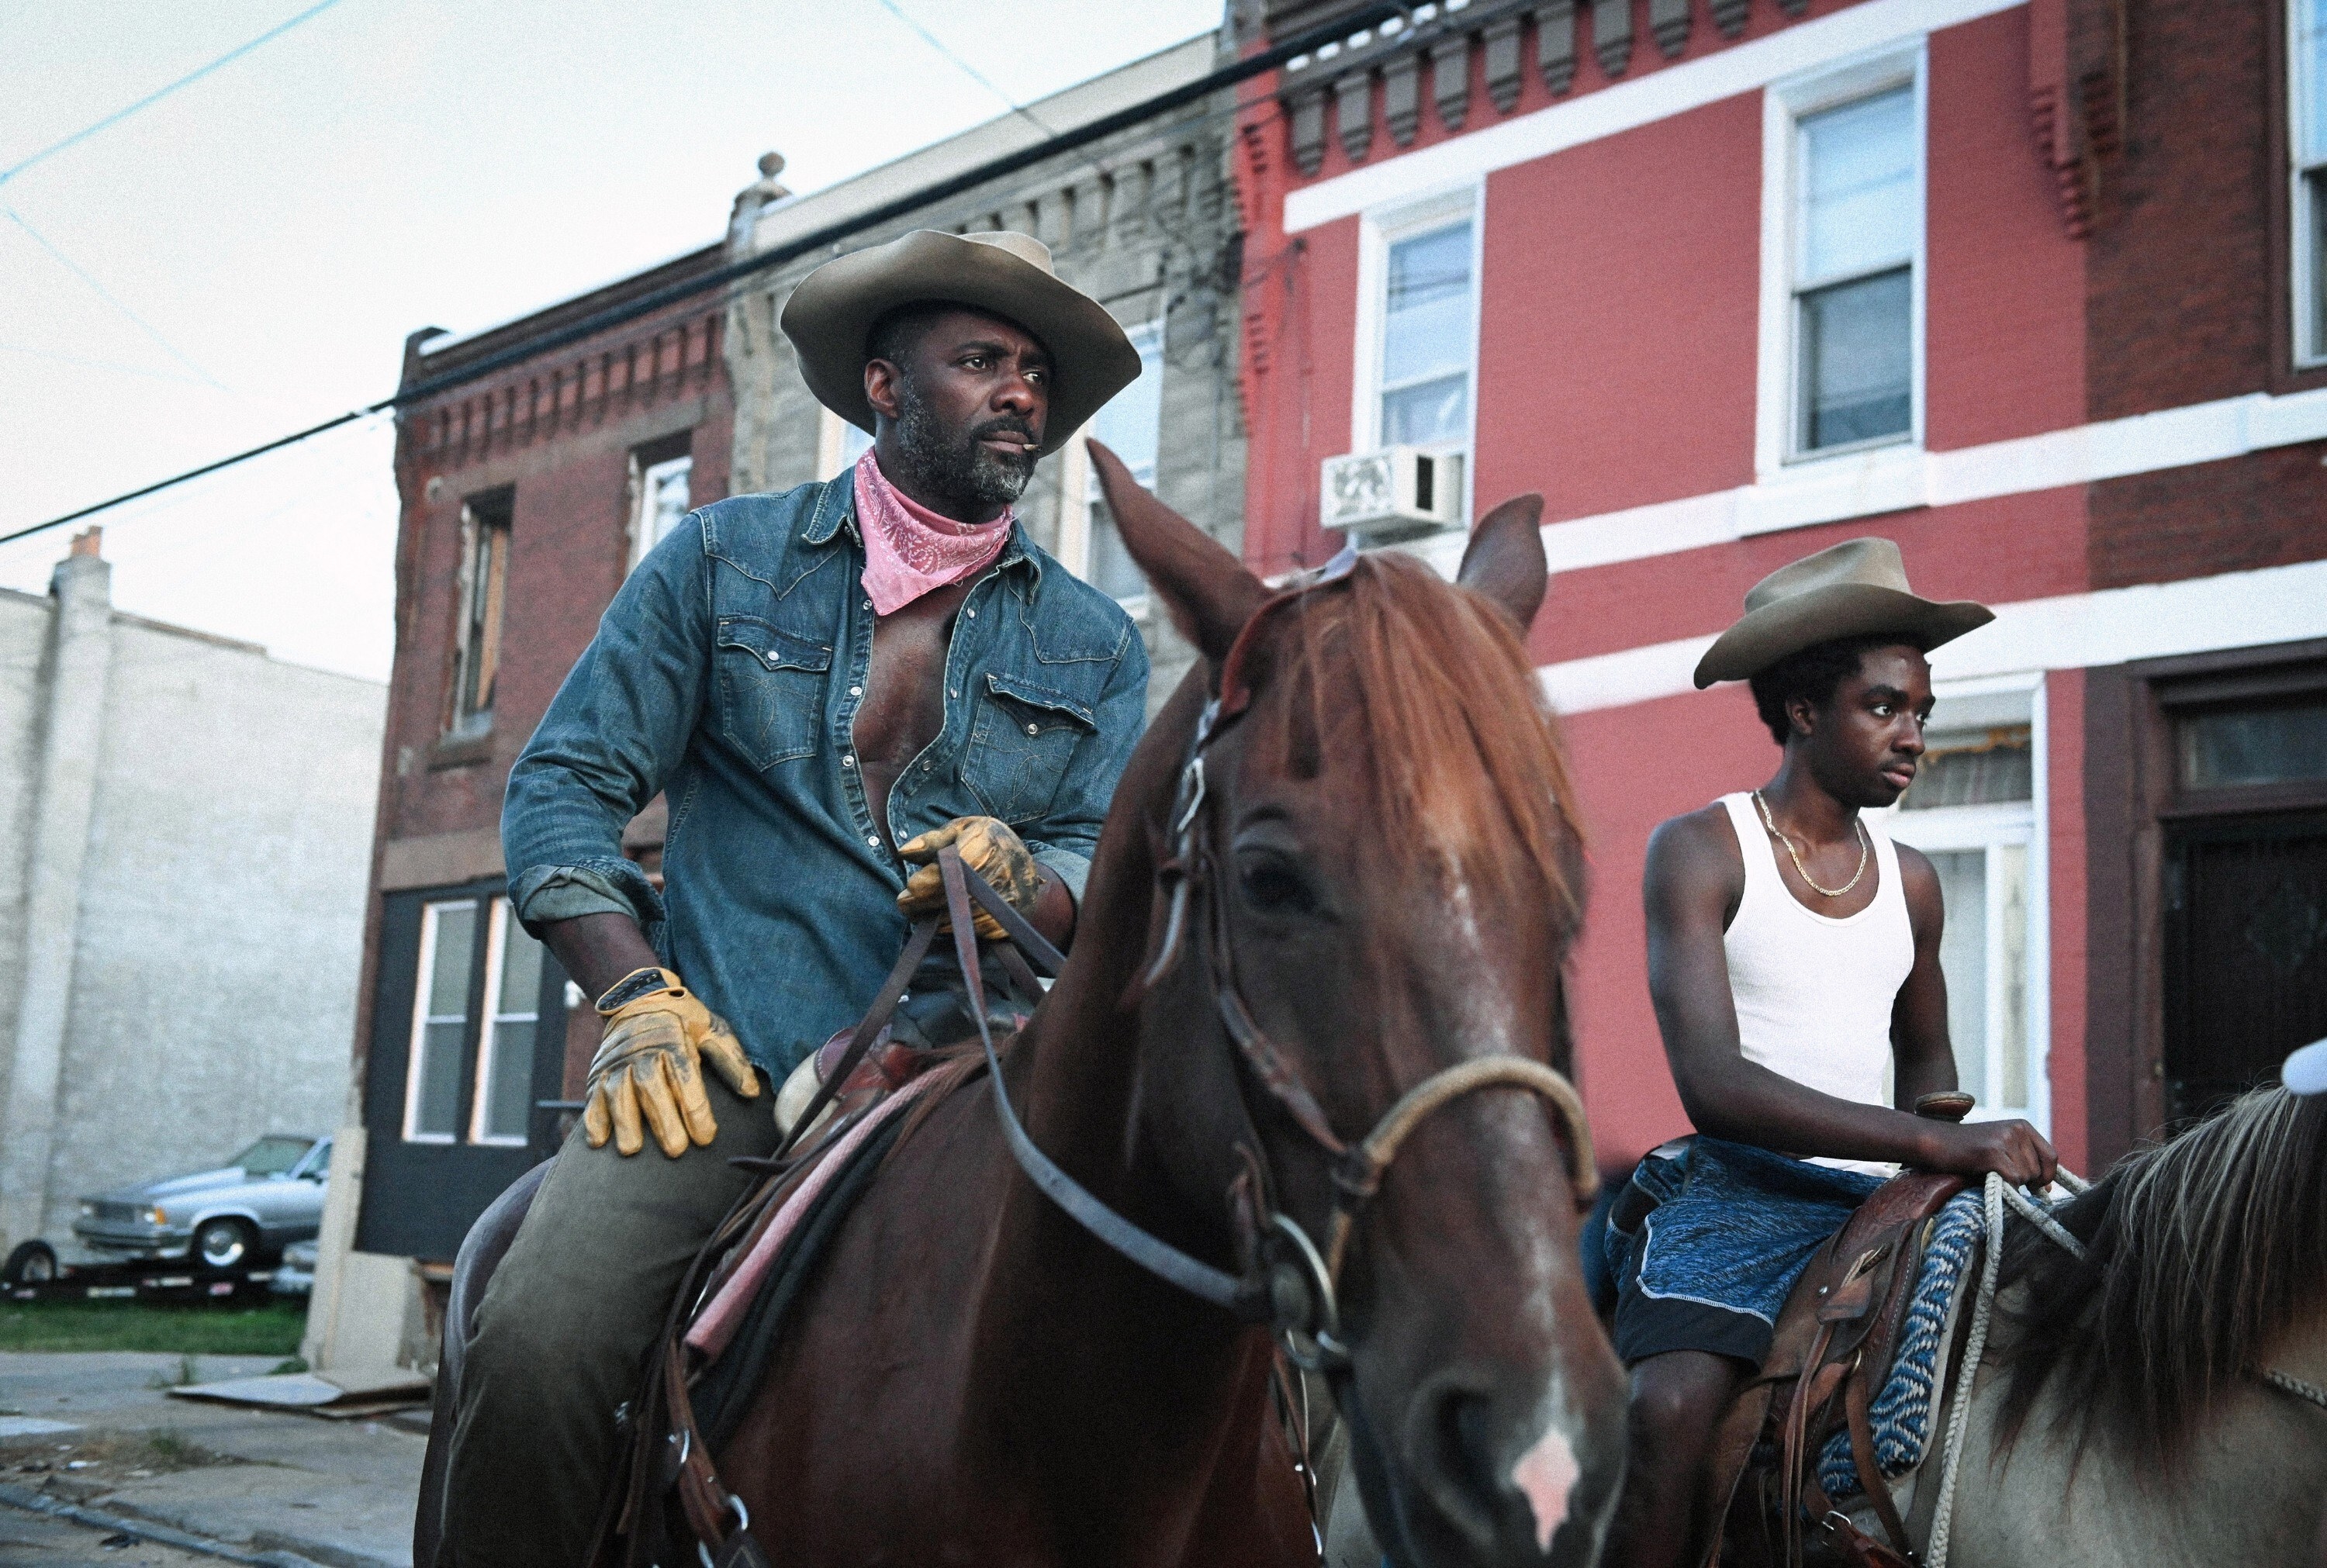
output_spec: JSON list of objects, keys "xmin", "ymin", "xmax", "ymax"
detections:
[
  {"xmin": 0, "ymin": 0, "xmax": 351, "ymax": 189},
  {"xmin": 3, "ymin": 205, "xmax": 230, "ymax": 389},
  {"xmin": 866, "ymin": 0, "xmax": 1066, "ymax": 143},
  {"xmin": 9, "ymin": 1, "xmax": 1406, "ymax": 547}
]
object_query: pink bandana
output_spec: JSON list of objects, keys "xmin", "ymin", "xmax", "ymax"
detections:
[{"xmin": 852, "ymin": 450, "xmax": 1014, "ymax": 616}]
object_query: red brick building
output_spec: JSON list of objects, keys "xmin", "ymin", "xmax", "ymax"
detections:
[
  {"xmin": 1231, "ymin": 0, "xmax": 2327, "ymax": 1176},
  {"xmin": 306, "ymin": 243, "xmax": 732, "ymax": 1367}
]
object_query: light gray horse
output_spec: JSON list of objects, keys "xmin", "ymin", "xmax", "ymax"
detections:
[{"xmin": 1844, "ymin": 1084, "xmax": 2327, "ymax": 1568}]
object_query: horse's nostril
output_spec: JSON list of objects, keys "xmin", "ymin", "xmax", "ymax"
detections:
[{"xmin": 1415, "ymin": 1384, "xmax": 1505, "ymax": 1548}]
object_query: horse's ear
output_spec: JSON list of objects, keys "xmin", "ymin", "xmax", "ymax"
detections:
[
  {"xmin": 1455, "ymin": 492, "xmax": 1548, "ymax": 634},
  {"xmin": 1088, "ymin": 438, "xmax": 1270, "ymax": 662}
]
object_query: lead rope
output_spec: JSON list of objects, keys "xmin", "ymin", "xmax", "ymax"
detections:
[{"xmin": 1924, "ymin": 1168, "xmax": 2089, "ymax": 1568}]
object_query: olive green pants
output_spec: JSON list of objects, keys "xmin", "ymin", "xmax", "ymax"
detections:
[{"xmin": 441, "ymin": 1072, "xmax": 776, "ymax": 1568}]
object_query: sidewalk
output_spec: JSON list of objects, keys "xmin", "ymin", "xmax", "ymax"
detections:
[{"xmin": 0, "ymin": 1353, "xmax": 424, "ymax": 1568}]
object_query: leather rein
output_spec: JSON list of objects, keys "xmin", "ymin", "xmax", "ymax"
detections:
[{"xmin": 947, "ymin": 565, "xmax": 1600, "ymax": 1372}]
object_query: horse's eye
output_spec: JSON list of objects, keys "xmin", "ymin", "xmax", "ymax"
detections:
[{"xmin": 1237, "ymin": 855, "xmax": 1317, "ymax": 917}]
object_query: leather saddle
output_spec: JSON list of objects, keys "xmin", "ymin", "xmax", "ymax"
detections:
[{"xmin": 1700, "ymin": 1093, "xmax": 1977, "ymax": 1568}]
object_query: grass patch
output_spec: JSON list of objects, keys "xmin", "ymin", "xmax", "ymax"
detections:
[{"xmin": 0, "ymin": 1300, "xmax": 305, "ymax": 1356}]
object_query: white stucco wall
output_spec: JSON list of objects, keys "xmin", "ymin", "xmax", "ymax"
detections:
[
  {"xmin": 0, "ymin": 590, "xmax": 53, "ymax": 1124},
  {"xmin": 0, "ymin": 582, "xmax": 387, "ymax": 1252}
]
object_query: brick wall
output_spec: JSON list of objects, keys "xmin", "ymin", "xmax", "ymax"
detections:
[{"xmin": 2085, "ymin": 2, "xmax": 2276, "ymax": 425}]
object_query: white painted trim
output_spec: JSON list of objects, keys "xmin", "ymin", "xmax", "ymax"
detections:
[
  {"xmin": 1539, "ymin": 555, "xmax": 2327, "ymax": 717},
  {"xmin": 1281, "ymin": 0, "xmax": 2027, "ymax": 233},
  {"xmin": 1500, "ymin": 382, "xmax": 2327, "ymax": 578}
]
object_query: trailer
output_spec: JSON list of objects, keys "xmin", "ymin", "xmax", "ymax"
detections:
[{"xmin": 2, "ymin": 1249, "xmax": 275, "ymax": 1306}]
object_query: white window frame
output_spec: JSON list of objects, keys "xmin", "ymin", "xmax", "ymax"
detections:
[
  {"xmin": 627, "ymin": 452, "xmax": 694, "ymax": 571},
  {"xmin": 466, "ymin": 899, "xmax": 541, "ymax": 1148},
  {"xmin": 1874, "ymin": 672, "xmax": 2050, "ymax": 1135},
  {"xmin": 1351, "ymin": 182, "xmax": 1483, "ymax": 521},
  {"xmin": 2291, "ymin": 0, "xmax": 2327, "ymax": 366},
  {"xmin": 403, "ymin": 898, "xmax": 477, "ymax": 1145},
  {"xmin": 1757, "ymin": 44, "xmax": 1928, "ymax": 475}
]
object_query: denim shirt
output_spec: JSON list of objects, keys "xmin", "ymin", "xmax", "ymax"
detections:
[{"xmin": 502, "ymin": 473, "xmax": 1148, "ymax": 1077}]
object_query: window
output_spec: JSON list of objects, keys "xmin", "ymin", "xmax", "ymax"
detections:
[
  {"xmin": 448, "ymin": 491, "xmax": 512, "ymax": 739},
  {"xmin": 1883, "ymin": 692, "xmax": 2044, "ymax": 1130},
  {"xmin": 405, "ymin": 900, "xmax": 477, "ymax": 1141},
  {"xmin": 1373, "ymin": 209, "xmax": 1476, "ymax": 451},
  {"xmin": 403, "ymin": 895, "xmax": 548, "ymax": 1146},
  {"xmin": 2178, "ymin": 693, "xmax": 2327, "ymax": 789},
  {"xmin": 230, "ymin": 1136, "xmax": 316, "ymax": 1177},
  {"xmin": 1081, "ymin": 321, "xmax": 1164, "ymax": 602},
  {"xmin": 2295, "ymin": 0, "xmax": 2327, "ymax": 363},
  {"xmin": 472, "ymin": 902, "xmax": 545, "ymax": 1145},
  {"xmin": 629, "ymin": 451, "xmax": 693, "ymax": 568},
  {"xmin": 1791, "ymin": 85, "xmax": 1917, "ymax": 454}
]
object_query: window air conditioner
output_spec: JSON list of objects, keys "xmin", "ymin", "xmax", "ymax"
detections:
[{"xmin": 1319, "ymin": 447, "xmax": 1465, "ymax": 535}]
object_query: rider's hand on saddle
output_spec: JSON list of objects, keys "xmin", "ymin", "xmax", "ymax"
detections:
[
  {"xmin": 584, "ymin": 968, "xmax": 761, "ymax": 1159},
  {"xmin": 1915, "ymin": 1116, "xmax": 2057, "ymax": 1188},
  {"xmin": 895, "ymin": 816, "xmax": 1043, "ymax": 943}
]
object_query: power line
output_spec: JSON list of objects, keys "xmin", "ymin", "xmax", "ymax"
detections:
[
  {"xmin": 8, "ymin": 1, "xmax": 1406, "ymax": 547},
  {"xmin": 0, "ymin": 0, "xmax": 351, "ymax": 189},
  {"xmin": 866, "ymin": 0, "xmax": 1067, "ymax": 143},
  {"xmin": 3, "ymin": 205, "xmax": 231, "ymax": 389}
]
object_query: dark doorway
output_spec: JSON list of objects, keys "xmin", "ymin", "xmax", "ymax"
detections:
[{"xmin": 2163, "ymin": 810, "xmax": 2327, "ymax": 1125}]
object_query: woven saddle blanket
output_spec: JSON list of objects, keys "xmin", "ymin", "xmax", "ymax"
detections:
[{"xmin": 1815, "ymin": 1189, "xmax": 1985, "ymax": 1498}]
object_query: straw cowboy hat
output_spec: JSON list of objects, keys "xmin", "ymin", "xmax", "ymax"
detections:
[
  {"xmin": 780, "ymin": 229, "xmax": 1141, "ymax": 459},
  {"xmin": 1693, "ymin": 537, "xmax": 1993, "ymax": 688}
]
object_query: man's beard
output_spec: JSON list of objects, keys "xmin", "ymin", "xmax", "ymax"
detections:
[{"xmin": 892, "ymin": 375, "xmax": 1038, "ymax": 513}]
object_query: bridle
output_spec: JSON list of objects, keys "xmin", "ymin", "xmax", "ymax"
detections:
[{"xmin": 944, "ymin": 561, "xmax": 1599, "ymax": 1373}]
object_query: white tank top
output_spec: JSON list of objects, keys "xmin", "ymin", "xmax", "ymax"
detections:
[{"xmin": 1717, "ymin": 792, "xmax": 1912, "ymax": 1173}]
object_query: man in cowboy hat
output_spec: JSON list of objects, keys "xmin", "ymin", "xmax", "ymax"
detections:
[
  {"xmin": 440, "ymin": 230, "xmax": 1149, "ymax": 1564},
  {"xmin": 1599, "ymin": 539, "xmax": 2059, "ymax": 1568}
]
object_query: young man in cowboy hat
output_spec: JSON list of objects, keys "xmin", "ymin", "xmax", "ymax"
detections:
[
  {"xmin": 439, "ymin": 230, "xmax": 1148, "ymax": 1564},
  {"xmin": 1600, "ymin": 539, "xmax": 2059, "ymax": 1568}
]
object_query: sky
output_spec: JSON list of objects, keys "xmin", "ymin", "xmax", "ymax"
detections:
[{"xmin": 0, "ymin": 0, "xmax": 1222, "ymax": 679}]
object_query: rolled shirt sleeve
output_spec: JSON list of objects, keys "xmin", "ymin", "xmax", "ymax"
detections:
[{"xmin": 502, "ymin": 516, "xmax": 713, "ymax": 937}]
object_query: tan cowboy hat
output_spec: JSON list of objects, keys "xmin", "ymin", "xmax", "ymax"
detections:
[
  {"xmin": 779, "ymin": 229, "xmax": 1140, "ymax": 459},
  {"xmin": 1693, "ymin": 537, "xmax": 1993, "ymax": 688}
]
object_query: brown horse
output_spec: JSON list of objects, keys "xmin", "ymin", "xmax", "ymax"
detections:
[
  {"xmin": 424, "ymin": 451, "xmax": 1628, "ymax": 1567},
  {"xmin": 693, "ymin": 451, "xmax": 1624, "ymax": 1566}
]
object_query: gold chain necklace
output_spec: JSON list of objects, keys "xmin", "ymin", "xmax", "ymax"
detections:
[{"xmin": 1752, "ymin": 790, "xmax": 1869, "ymax": 899}]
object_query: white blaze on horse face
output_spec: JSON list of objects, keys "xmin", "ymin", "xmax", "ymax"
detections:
[{"xmin": 1510, "ymin": 1421, "xmax": 1580, "ymax": 1553}]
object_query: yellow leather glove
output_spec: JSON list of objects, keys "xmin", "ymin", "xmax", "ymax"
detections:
[
  {"xmin": 896, "ymin": 816, "xmax": 1045, "ymax": 943},
  {"xmin": 583, "ymin": 968, "xmax": 760, "ymax": 1159}
]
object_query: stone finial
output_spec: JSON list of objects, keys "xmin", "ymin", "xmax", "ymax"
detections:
[
  {"xmin": 730, "ymin": 150, "xmax": 794, "ymax": 241},
  {"xmin": 68, "ymin": 527, "xmax": 102, "ymax": 560}
]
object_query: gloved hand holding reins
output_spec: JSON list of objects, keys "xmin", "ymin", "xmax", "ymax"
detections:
[
  {"xmin": 583, "ymin": 967, "xmax": 760, "ymax": 1158},
  {"xmin": 896, "ymin": 816, "xmax": 1044, "ymax": 941}
]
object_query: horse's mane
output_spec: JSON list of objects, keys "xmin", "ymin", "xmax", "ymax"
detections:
[
  {"xmin": 1274, "ymin": 552, "xmax": 1583, "ymax": 928},
  {"xmin": 1993, "ymin": 1086, "xmax": 2327, "ymax": 1467}
]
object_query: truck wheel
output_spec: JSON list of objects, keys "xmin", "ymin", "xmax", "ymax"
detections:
[
  {"xmin": 3, "ymin": 1240, "xmax": 57, "ymax": 1285},
  {"xmin": 193, "ymin": 1218, "xmax": 255, "ymax": 1273}
]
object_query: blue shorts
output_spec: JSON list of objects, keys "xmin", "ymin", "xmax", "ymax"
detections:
[{"xmin": 1602, "ymin": 1136, "xmax": 1883, "ymax": 1369}]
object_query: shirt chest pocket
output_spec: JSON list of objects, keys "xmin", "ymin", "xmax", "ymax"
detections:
[
  {"xmin": 715, "ymin": 616, "xmax": 832, "ymax": 769},
  {"xmin": 962, "ymin": 671, "xmax": 1097, "ymax": 825}
]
